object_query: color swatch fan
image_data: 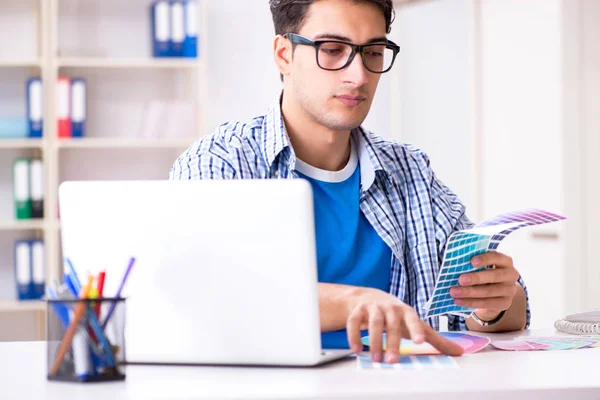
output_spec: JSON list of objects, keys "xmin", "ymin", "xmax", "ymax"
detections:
[
  {"xmin": 491, "ymin": 336, "xmax": 600, "ymax": 351},
  {"xmin": 425, "ymin": 209, "xmax": 565, "ymax": 319},
  {"xmin": 361, "ymin": 332, "xmax": 490, "ymax": 355}
]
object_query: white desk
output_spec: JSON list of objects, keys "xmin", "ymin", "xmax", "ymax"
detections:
[{"xmin": 1, "ymin": 330, "xmax": 599, "ymax": 400}]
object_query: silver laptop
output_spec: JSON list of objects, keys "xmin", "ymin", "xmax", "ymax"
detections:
[{"xmin": 58, "ymin": 180, "xmax": 352, "ymax": 366}]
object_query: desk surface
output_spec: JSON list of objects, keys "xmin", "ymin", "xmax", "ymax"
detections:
[{"xmin": 2, "ymin": 330, "xmax": 599, "ymax": 400}]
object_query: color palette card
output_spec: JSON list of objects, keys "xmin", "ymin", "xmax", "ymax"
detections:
[
  {"xmin": 491, "ymin": 336, "xmax": 600, "ymax": 351},
  {"xmin": 361, "ymin": 332, "xmax": 490, "ymax": 355},
  {"xmin": 518, "ymin": 336, "xmax": 600, "ymax": 350},
  {"xmin": 357, "ymin": 354, "xmax": 459, "ymax": 370},
  {"xmin": 491, "ymin": 340, "xmax": 550, "ymax": 351},
  {"xmin": 425, "ymin": 209, "xmax": 566, "ymax": 319}
]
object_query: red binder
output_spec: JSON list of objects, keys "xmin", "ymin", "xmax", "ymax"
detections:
[{"xmin": 57, "ymin": 76, "xmax": 72, "ymax": 138}]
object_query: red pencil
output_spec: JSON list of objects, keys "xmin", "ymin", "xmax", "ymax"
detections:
[{"xmin": 94, "ymin": 271, "xmax": 106, "ymax": 318}]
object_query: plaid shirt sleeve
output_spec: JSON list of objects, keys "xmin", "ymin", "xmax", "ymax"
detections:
[
  {"xmin": 168, "ymin": 135, "xmax": 238, "ymax": 181},
  {"xmin": 426, "ymin": 157, "xmax": 531, "ymax": 331}
]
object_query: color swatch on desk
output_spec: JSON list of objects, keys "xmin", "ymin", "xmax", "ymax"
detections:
[
  {"xmin": 425, "ymin": 209, "xmax": 566, "ymax": 319},
  {"xmin": 491, "ymin": 340, "xmax": 550, "ymax": 351},
  {"xmin": 491, "ymin": 336, "xmax": 600, "ymax": 351},
  {"xmin": 357, "ymin": 354, "xmax": 459, "ymax": 370},
  {"xmin": 361, "ymin": 332, "xmax": 490, "ymax": 355}
]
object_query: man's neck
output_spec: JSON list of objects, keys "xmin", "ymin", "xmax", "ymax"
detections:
[{"xmin": 281, "ymin": 95, "xmax": 351, "ymax": 172}]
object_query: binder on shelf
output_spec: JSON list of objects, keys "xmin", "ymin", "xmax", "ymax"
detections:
[
  {"xmin": 0, "ymin": 118, "xmax": 28, "ymax": 139},
  {"xmin": 30, "ymin": 159, "xmax": 44, "ymax": 219},
  {"xmin": 183, "ymin": 0, "xmax": 198, "ymax": 58},
  {"xmin": 27, "ymin": 77, "xmax": 43, "ymax": 138},
  {"xmin": 57, "ymin": 77, "xmax": 72, "ymax": 138},
  {"xmin": 31, "ymin": 240, "xmax": 45, "ymax": 300},
  {"xmin": 170, "ymin": 1, "xmax": 186, "ymax": 57},
  {"xmin": 14, "ymin": 241, "xmax": 32, "ymax": 300},
  {"xmin": 71, "ymin": 78, "xmax": 86, "ymax": 138},
  {"xmin": 13, "ymin": 158, "xmax": 31, "ymax": 220},
  {"xmin": 152, "ymin": 1, "xmax": 171, "ymax": 57}
]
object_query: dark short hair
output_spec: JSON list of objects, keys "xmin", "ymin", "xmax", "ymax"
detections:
[{"xmin": 269, "ymin": 0, "xmax": 395, "ymax": 35}]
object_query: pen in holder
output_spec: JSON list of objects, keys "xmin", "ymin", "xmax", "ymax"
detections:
[{"xmin": 47, "ymin": 298, "xmax": 126, "ymax": 382}]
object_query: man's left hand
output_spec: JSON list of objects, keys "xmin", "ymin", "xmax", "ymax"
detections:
[{"xmin": 449, "ymin": 251, "xmax": 520, "ymax": 321}]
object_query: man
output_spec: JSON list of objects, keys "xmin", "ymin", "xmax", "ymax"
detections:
[{"xmin": 170, "ymin": 0, "xmax": 529, "ymax": 364}]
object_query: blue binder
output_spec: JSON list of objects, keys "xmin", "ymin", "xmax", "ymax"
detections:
[
  {"xmin": 71, "ymin": 78, "xmax": 86, "ymax": 138},
  {"xmin": 170, "ymin": 1, "xmax": 185, "ymax": 57},
  {"xmin": 26, "ymin": 78, "xmax": 43, "ymax": 138},
  {"xmin": 30, "ymin": 240, "xmax": 45, "ymax": 300},
  {"xmin": 14, "ymin": 241, "xmax": 32, "ymax": 300},
  {"xmin": 152, "ymin": 1, "xmax": 171, "ymax": 57},
  {"xmin": 183, "ymin": 0, "xmax": 198, "ymax": 58}
]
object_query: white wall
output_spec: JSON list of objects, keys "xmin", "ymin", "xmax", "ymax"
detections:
[
  {"xmin": 480, "ymin": 0, "xmax": 565, "ymax": 329},
  {"xmin": 389, "ymin": 0, "xmax": 474, "ymax": 214},
  {"xmin": 480, "ymin": 0, "xmax": 562, "ymax": 217},
  {"xmin": 390, "ymin": 0, "xmax": 588, "ymax": 328},
  {"xmin": 205, "ymin": 0, "xmax": 391, "ymax": 135},
  {"xmin": 581, "ymin": 0, "xmax": 600, "ymax": 309},
  {"xmin": 0, "ymin": 0, "xmax": 38, "ymax": 59}
]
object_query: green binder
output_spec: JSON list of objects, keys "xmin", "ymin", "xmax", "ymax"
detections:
[{"xmin": 13, "ymin": 158, "xmax": 31, "ymax": 220}]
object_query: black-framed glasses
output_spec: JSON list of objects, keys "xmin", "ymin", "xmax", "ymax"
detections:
[{"xmin": 284, "ymin": 33, "xmax": 400, "ymax": 74}]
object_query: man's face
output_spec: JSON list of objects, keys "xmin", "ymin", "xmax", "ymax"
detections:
[{"xmin": 289, "ymin": 0, "xmax": 387, "ymax": 131}]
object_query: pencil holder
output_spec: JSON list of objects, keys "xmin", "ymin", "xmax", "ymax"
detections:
[{"xmin": 47, "ymin": 298, "xmax": 126, "ymax": 382}]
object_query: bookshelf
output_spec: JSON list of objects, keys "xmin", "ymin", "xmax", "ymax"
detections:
[
  {"xmin": 0, "ymin": 0, "xmax": 208, "ymax": 340},
  {"xmin": 57, "ymin": 57, "xmax": 203, "ymax": 69},
  {"xmin": 0, "ymin": 300, "xmax": 45, "ymax": 312},
  {"xmin": 55, "ymin": 137, "xmax": 195, "ymax": 149},
  {"xmin": 0, "ymin": 59, "xmax": 42, "ymax": 68},
  {"xmin": 0, "ymin": 220, "xmax": 45, "ymax": 232},
  {"xmin": 0, "ymin": 139, "xmax": 45, "ymax": 149}
]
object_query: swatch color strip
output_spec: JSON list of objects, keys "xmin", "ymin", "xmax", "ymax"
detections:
[
  {"xmin": 357, "ymin": 355, "xmax": 459, "ymax": 370},
  {"xmin": 425, "ymin": 209, "xmax": 566, "ymax": 318}
]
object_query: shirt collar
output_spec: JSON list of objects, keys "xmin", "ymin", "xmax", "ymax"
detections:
[
  {"xmin": 353, "ymin": 128, "xmax": 388, "ymax": 191},
  {"xmin": 261, "ymin": 95, "xmax": 294, "ymax": 170},
  {"xmin": 261, "ymin": 95, "xmax": 389, "ymax": 191}
]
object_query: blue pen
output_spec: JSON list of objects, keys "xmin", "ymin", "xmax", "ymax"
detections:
[
  {"xmin": 59, "ymin": 273, "xmax": 117, "ymax": 369},
  {"xmin": 56, "ymin": 288, "xmax": 109, "ymax": 364},
  {"xmin": 63, "ymin": 274, "xmax": 79, "ymax": 298},
  {"xmin": 65, "ymin": 258, "xmax": 82, "ymax": 293},
  {"xmin": 84, "ymin": 304, "xmax": 116, "ymax": 368},
  {"xmin": 45, "ymin": 287, "xmax": 70, "ymax": 327}
]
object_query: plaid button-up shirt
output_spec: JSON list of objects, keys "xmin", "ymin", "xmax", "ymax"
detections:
[{"xmin": 169, "ymin": 100, "xmax": 531, "ymax": 331}]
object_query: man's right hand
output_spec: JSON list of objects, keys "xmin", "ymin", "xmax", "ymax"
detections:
[{"xmin": 346, "ymin": 288, "xmax": 464, "ymax": 363}]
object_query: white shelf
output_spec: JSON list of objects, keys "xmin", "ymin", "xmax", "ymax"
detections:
[
  {"xmin": 0, "ymin": 300, "xmax": 45, "ymax": 312},
  {"xmin": 0, "ymin": 220, "xmax": 45, "ymax": 232},
  {"xmin": 0, "ymin": 0, "xmax": 208, "ymax": 336},
  {"xmin": 56, "ymin": 138, "xmax": 197, "ymax": 149},
  {"xmin": 0, "ymin": 139, "xmax": 45, "ymax": 149},
  {"xmin": 57, "ymin": 57, "xmax": 202, "ymax": 70},
  {"xmin": 0, "ymin": 59, "xmax": 41, "ymax": 68}
]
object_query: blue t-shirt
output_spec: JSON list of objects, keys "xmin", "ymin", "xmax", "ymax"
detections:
[{"xmin": 295, "ymin": 139, "xmax": 391, "ymax": 349}]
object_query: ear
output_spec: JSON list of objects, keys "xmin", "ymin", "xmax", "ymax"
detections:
[{"xmin": 273, "ymin": 35, "xmax": 293, "ymax": 78}]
